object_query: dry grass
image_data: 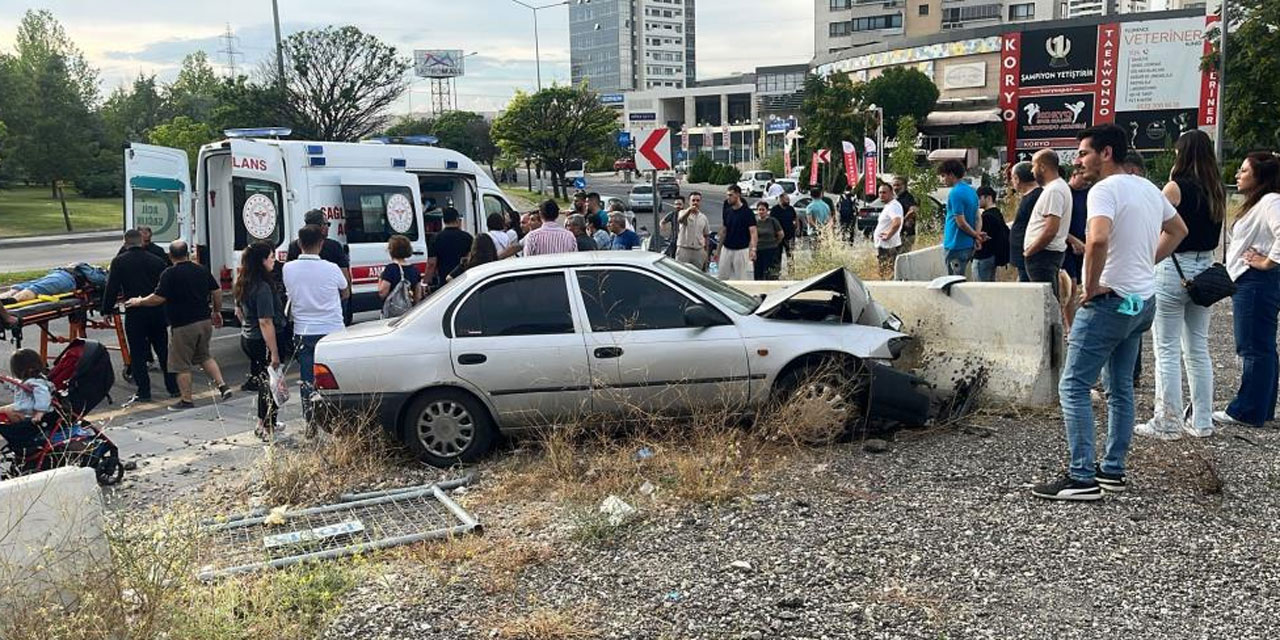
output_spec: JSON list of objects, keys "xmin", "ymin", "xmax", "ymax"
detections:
[
  {"xmin": 787, "ymin": 224, "xmax": 880, "ymax": 281},
  {"xmin": 494, "ymin": 606, "xmax": 598, "ymax": 640},
  {"xmin": 1130, "ymin": 440, "xmax": 1226, "ymax": 497},
  {"xmin": 246, "ymin": 406, "xmax": 413, "ymax": 507},
  {"xmin": 397, "ymin": 533, "xmax": 555, "ymax": 595}
]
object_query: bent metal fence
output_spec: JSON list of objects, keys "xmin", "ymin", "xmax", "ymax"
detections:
[{"xmin": 197, "ymin": 476, "xmax": 480, "ymax": 581}]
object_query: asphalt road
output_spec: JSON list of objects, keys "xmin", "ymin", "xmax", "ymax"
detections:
[{"xmin": 1, "ymin": 237, "xmax": 123, "ymax": 272}]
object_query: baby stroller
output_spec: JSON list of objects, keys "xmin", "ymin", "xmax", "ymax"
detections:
[{"xmin": 0, "ymin": 339, "xmax": 124, "ymax": 486}]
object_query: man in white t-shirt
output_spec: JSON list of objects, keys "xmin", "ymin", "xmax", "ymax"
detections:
[
  {"xmin": 1023, "ymin": 149, "xmax": 1073, "ymax": 299},
  {"xmin": 282, "ymin": 224, "xmax": 350, "ymax": 435},
  {"xmin": 1032, "ymin": 124, "xmax": 1187, "ymax": 502},
  {"xmin": 873, "ymin": 184, "xmax": 904, "ymax": 279}
]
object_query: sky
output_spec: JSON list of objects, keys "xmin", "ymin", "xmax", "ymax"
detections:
[{"xmin": 0, "ymin": 0, "xmax": 815, "ymax": 115}]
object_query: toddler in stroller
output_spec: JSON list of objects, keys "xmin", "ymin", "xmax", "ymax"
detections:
[{"xmin": 0, "ymin": 342, "xmax": 123, "ymax": 485}]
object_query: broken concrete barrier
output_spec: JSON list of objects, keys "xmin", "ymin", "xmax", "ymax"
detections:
[
  {"xmin": 0, "ymin": 467, "xmax": 108, "ymax": 610},
  {"xmin": 732, "ymin": 279, "xmax": 1062, "ymax": 407},
  {"xmin": 893, "ymin": 244, "xmax": 953, "ymax": 281}
]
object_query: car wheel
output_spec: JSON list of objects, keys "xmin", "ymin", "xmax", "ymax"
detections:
[
  {"xmin": 402, "ymin": 388, "xmax": 496, "ymax": 467},
  {"xmin": 769, "ymin": 358, "xmax": 869, "ymax": 445}
]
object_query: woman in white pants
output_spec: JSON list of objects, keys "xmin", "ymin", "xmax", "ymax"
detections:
[{"xmin": 1136, "ymin": 130, "xmax": 1226, "ymax": 439}]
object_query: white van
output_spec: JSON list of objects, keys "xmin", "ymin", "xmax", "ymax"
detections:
[
  {"xmin": 124, "ymin": 130, "xmax": 518, "ymax": 315},
  {"xmin": 737, "ymin": 170, "xmax": 774, "ymax": 197}
]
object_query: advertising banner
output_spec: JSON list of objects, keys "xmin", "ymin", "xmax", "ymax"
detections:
[
  {"xmin": 1017, "ymin": 93, "xmax": 1095, "ymax": 143},
  {"xmin": 863, "ymin": 137, "xmax": 878, "ymax": 195},
  {"xmin": 1117, "ymin": 17, "xmax": 1206, "ymax": 111},
  {"xmin": 1115, "ymin": 108, "xmax": 1199, "ymax": 151},
  {"xmin": 1018, "ymin": 26, "xmax": 1099, "ymax": 91},
  {"xmin": 842, "ymin": 141, "xmax": 859, "ymax": 190}
]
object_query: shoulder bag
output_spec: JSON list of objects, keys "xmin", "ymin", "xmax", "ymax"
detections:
[{"xmin": 1171, "ymin": 254, "xmax": 1235, "ymax": 307}]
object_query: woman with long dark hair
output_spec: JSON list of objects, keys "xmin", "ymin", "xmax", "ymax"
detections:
[
  {"xmin": 447, "ymin": 233, "xmax": 499, "ymax": 281},
  {"xmin": 1137, "ymin": 130, "xmax": 1227, "ymax": 439},
  {"xmin": 234, "ymin": 241, "xmax": 285, "ymax": 440},
  {"xmin": 1217, "ymin": 152, "xmax": 1280, "ymax": 428}
]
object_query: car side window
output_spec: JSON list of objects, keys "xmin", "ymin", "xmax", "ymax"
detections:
[
  {"xmin": 454, "ymin": 273, "xmax": 574, "ymax": 337},
  {"xmin": 577, "ymin": 270, "xmax": 720, "ymax": 331}
]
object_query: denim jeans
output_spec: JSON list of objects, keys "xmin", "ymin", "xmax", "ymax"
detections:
[
  {"xmin": 1059, "ymin": 294, "xmax": 1156, "ymax": 481},
  {"xmin": 1025, "ymin": 250, "xmax": 1064, "ymax": 299},
  {"xmin": 1226, "ymin": 268, "xmax": 1280, "ymax": 425},
  {"xmin": 944, "ymin": 248, "xmax": 974, "ymax": 277},
  {"xmin": 11, "ymin": 270, "xmax": 76, "ymax": 295},
  {"xmin": 1010, "ymin": 252, "xmax": 1030, "ymax": 282},
  {"xmin": 294, "ymin": 334, "xmax": 325, "ymax": 424},
  {"xmin": 1150, "ymin": 253, "xmax": 1214, "ymax": 432},
  {"xmin": 973, "ymin": 256, "xmax": 996, "ymax": 282}
]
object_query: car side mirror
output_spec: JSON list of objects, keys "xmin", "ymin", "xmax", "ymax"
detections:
[{"xmin": 683, "ymin": 304, "xmax": 722, "ymax": 328}]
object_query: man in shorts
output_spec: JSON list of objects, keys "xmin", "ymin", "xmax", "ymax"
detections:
[{"xmin": 125, "ymin": 241, "xmax": 232, "ymax": 410}]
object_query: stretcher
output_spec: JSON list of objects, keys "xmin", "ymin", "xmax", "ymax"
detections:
[{"xmin": 2, "ymin": 288, "xmax": 131, "ymax": 372}]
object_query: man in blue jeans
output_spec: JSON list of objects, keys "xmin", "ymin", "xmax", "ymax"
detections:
[
  {"xmin": 937, "ymin": 159, "xmax": 982, "ymax": 276},
  {"xmin": 1033, "ymin": 124, "xmax": 1188, "ymax": 501}
]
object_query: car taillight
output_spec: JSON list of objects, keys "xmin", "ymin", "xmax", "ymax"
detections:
[{"xmin": 314, "ymin": 364, "xmax": 339, "ymax": 390}]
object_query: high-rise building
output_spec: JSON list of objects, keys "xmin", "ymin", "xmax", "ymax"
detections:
[
  {"xmin": 569, "ymin": 0, "xmax": 696, "ymax": 93},
  {"xmin": 1065, "ymin": 0, "xmax": 1148, "ymax": 17},
  {"xmin": 814, "ymin": 0, "xmax": 1060, "ymax": 57}
]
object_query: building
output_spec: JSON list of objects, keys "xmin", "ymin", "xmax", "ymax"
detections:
[
  {"xmin": 1065, "ymin": 0, "xmax": 1148, "ymax": 18},
  {"xmin": 814, "ymin": 0, "xmax": 1059, "ymax": 57},
  {"xmin": 622, "ymin": 83, "xmax": 760, "ymax": 165},
  {"xmin": 569, "ymin": 0, "xmax": 696, "ymax": 93}
]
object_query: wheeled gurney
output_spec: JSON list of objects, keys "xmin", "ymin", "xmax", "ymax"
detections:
[{"xmin": 2, "ymin": 288, "xmax": 131, "ymax": 372}]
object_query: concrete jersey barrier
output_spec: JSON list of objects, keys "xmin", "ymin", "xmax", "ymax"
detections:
[
  {"xmin": 732, "ymin": 279, "xmax": 1062, "ymax": 407},
  {"xmin": 894, "ymin": 243, "xmax": 960, "ymax": 281},
  {"xmin": 0, "ymin": 467, "xmax": 108, "ymax": 609}
]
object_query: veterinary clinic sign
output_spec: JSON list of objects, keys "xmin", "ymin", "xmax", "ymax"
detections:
[{"xmin": 1000, "ymin": 15, "xmax": 1216, "ymax": 158}]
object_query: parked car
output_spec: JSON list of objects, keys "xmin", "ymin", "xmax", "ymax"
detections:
[
  {"xmin": 313, "ymin": 255, "xmax": 922, "ymax": 466},
  {"xmin": 761, "ymin": 178, "xmax": 800, "ymax": 207},
  {"xmin": 737, "ymin": 170, "xmax": 775, "ymax": 197},
  {"xmin": 656, "ymin": 175, "xmax": 681, "ymax": 199},
  {"xmin": 629, "ymin": 184, "xmax": 655, "ymax": 212},
  {"xmin": 614, "ymin": 158, "xmax": 636, "ymax": 171}
]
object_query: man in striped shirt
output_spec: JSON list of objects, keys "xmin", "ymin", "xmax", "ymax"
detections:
[{"xmin": 522, "ymin": 200, "xmax": 578, "ymax": 256}]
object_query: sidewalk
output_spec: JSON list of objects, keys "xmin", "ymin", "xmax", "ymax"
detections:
[{"xmin": 0, "ymin": 229, "xmax": 121, "ymax": 249}]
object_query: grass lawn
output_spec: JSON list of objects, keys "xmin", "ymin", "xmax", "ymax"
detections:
[
  {"xmin": 505, "ymin": 187, "xmax": 570, "ymax": 211},
  {"xmin": 0, "ymin": 186, "xmax": 122, "ymax": 237}
]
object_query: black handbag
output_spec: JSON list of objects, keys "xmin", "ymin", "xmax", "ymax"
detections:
[{"xmin": 1171, "ymin": 254, "xmax": 1235, "ymax": 307}]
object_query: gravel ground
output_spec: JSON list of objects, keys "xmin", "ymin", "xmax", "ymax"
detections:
[{"xmin": 303, "ymin": 303, "xmax": 1280, "ymax": 639}]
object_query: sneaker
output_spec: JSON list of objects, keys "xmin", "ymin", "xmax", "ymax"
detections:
[
  {"xmin": 1212, "ymin": 410, "xmax": 1254, "ymax": 427},
  {"xmin": 1095, "ymin": 464, "xmax": 1126, "ymax": 493},
  {"xmin": 1182, "ymin": 422, "xmax": 1214, "ymax": 438},
  {"xmin": 1135, "ymin": 420, "xmax": 1181, "ymax": 441},
  {"xmin": 218, "ymin": 384, "xmax": 233, "ymax": 401},
  {"xmin": 1032, "ymin": 474, "xmax": 1103, "ymax": 501},
  {"xmin": 168, "ymin": 400, "xmax": 196, "ymax": 412}
]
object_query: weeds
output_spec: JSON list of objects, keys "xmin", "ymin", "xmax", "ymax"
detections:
[{"xmin": 495, "ymin": 606, "xmax": 598, "ymax": 640}]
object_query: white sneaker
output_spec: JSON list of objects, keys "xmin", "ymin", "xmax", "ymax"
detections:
[
  {"xmin": 1135, "ymin": 420, "xmax": 1181, "ymax": 441},
  {"xmin": 1181, "ymin": 422, "xmax": 1214, "ymax": 438},
  {"xmin": 1213, "ymin": 410, "xmax": 1251, "ymax": 427}
]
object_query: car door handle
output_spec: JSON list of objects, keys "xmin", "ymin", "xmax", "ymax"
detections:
[
  {"xmin": 457, "ymin": 353, "xmax": 487, "ymax": 365},
  {"xmin": 594, "ymin": 347, "xmax": 624, "ymax": 359}
]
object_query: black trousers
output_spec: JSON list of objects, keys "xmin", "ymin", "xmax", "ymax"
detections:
[
  {"xmin": 239, "ymin": 336, "xmax": 278, "ymax": 426},
  {"xmin": 124, "ymin": 307, "xmax": 177, "ymax": 398},
  {"xmin": 754, "ymin": 247, "xmax": 781, "ymax": 280}
]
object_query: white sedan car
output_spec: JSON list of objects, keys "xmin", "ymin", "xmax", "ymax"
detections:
[
  {"xmin": 628, "ymin": 184, "xmax": 655, "ymax": 212},
  {"xmin": 313, "ymin": 253, "xmax": 925, "ymax": 467}
]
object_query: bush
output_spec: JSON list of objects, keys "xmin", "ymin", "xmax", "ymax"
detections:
[
  {"xmin": 688, "ymin": 153, "xmax": 715, "ymax": 183},
  {"xmin": 76, "ymin": 171, "xmax": 122, "ymax": 198},
  {"xmin": 712, "ymin": 164, "xmax": 741, "ymax": 185}
]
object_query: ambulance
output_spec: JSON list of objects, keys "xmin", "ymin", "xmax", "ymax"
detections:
[{"xmin": 123, "ymin": 128, "xmax": 519, "ymax": 314}]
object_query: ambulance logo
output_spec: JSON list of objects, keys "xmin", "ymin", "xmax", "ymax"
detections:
[
  {"xmin": 386, "ymin": 193, "xmax": 414, "ymax": 233},
  {"xmin": 242, "ymin": 194, "xmax": 278, "ymax": 239}
]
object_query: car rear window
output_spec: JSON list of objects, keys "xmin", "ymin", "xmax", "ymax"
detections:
[{"xmin": 632, "ymin": 186, "xmax": 653, "ymax": 193}]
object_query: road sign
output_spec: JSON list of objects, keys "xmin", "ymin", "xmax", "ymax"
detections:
[
  {"xmin": 629, "ymin": 112, "xmax": 656, "ymax": 122},
  {"xmin": 616, "ymin": 131, "xmax": 632, "ymax": 148},
  {"xmin": 636, "ymin": 128, "xmax": 672, "ymax": 172},
  {"xmin": 676, "ymin": 150, "xmax": 687, "ymax": 162},
  {"xmin": 600, "ymin": 93, "xmax": 625, "ymax": 105},
  {"xmin": 572, "ymin": 177, "xmax": 587, "ymax": 190}
]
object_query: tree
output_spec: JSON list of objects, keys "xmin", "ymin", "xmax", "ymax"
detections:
[
  {"xmin": 385, "ymin": 116, "xmax": 434, "ymax": 137},
  {"xmin": 209, "ymin": 76, "xmax": 284, "ymax": 134},
  {"xmin": 800, "ymin": 72, "xmax": 866, "ymax": 193},
  {"xmin": 266, "ymin": 26, "xmax": 411, "ymax": 141},
  {"xmin": 432, "ymin": 111, "xmax": 496, "ymax": 166},
  {"xmin": 13, "ymin": 10, "xmax": 98, "ymax": 107},
  {"xmin": 491, "ymin": 85, "xmax": 618, "ymax": 199},
  {"xmin": 148, "ymin": 116, "xmax": 218, "ymax": 178},
  {"xmin": 888, "ymin": 115, "xmax": 942, "ymax": 234},
  {"xmin": 100, "ymin": 74, "xmax": 166, "ymax": 144},
  {"xmin": 1203, "ymin": 0, "xmax": 1280, "ymax": 152},
  {"xmin": 862, "ymin": 67, "xmax": 939, "ymax": 140},
  {"xmin": 167, "ymin": 52, "xmax": 220, "ymax": 122}
]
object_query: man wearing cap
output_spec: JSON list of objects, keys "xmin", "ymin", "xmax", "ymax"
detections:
[{"xmin": 287, "ymin": 209, "xmax": 352, "ymax": 324}]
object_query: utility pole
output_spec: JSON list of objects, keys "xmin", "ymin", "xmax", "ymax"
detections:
[
  {"xmin": 1216, "ymin": 0, "xmax": 1228, "ymax": 166},
  {"xmin": 272, "ymin": 0, "xmax": 286, "ymax": 94}
]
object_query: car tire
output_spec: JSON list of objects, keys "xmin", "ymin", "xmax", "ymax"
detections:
[
  {"xmin": 769, "ymin": 358, "xmax": 870, "ymax": 445},
  {"xmin": 402, "ymin": 388, "xmax": 496, "ymax": 467}
]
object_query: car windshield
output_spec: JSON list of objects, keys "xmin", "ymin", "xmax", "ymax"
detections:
[
  {"xmin": 632, "ymin": 185, "xmax": 652, "ymax": 193},
  {"xmin": 654, "ymin": 258, "xmax": 760, "ymax": 315},
  {"xmin": 757, "ymin": 172, "xmax": 774, "ymax": 181},
  {"xmin": 781, "ymin": 182, "xmax": 797, "ymax": 193}
]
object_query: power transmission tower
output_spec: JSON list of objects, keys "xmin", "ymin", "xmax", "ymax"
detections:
[{"xmin": 218, "ymin": 23, "xmax": 242, "ymax": 77}]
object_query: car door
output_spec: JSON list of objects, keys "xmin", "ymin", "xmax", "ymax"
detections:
[
  {"xmin": 573, "ymin": 267, "xmax": 752, "ymax": 416},
  {"xmin": 449, "ymin": 270, "xmax": 593, "ymax": 427}
]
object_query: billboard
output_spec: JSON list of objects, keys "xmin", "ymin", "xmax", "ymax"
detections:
[
  {"xmin": 1001, "ymin": 15, "xmax": 1215, "ymax": 157},
  {"xmin": 414, "ymin": 50, "xmax": 465, "ymax": 78}
]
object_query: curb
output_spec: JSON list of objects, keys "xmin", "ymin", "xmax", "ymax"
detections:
[{"xmin": 0, "ymin": 230, "xmax": 121, "ymax": 249}]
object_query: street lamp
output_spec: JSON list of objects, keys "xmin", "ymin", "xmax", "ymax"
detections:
[{"xmin": 511, "ymin": 0, "xmax": 568, "ymax": 91}]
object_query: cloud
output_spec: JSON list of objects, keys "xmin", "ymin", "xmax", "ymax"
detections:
[{"xmin": 5, "ymin": 0, "xmax": 813, "ymax": 113}]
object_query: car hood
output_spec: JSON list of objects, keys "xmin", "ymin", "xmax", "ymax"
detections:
[{"xmin": 754, "ymin": 268, "xmax": 901, "ymax": 330}]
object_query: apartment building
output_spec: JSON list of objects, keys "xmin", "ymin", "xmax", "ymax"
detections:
[
  {"xmin": 569, "ymin": 0, "xmax": 696, "ymax": 92},
  {"xmin": 814, "ymin": 0, "xmax": 1059, "ymax": 57}
]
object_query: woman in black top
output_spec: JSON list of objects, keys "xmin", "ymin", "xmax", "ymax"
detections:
[
  {"xmin": 235, "ymin": 241, "xmax": 285, "ymax": 441},
  {"xmin": 448, "ymin": 233, "xmax": 499, "ymax": 282},
  {"xmin": 1137, "ymin": 130, "xmax": 1226, "ymax": 440}
]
